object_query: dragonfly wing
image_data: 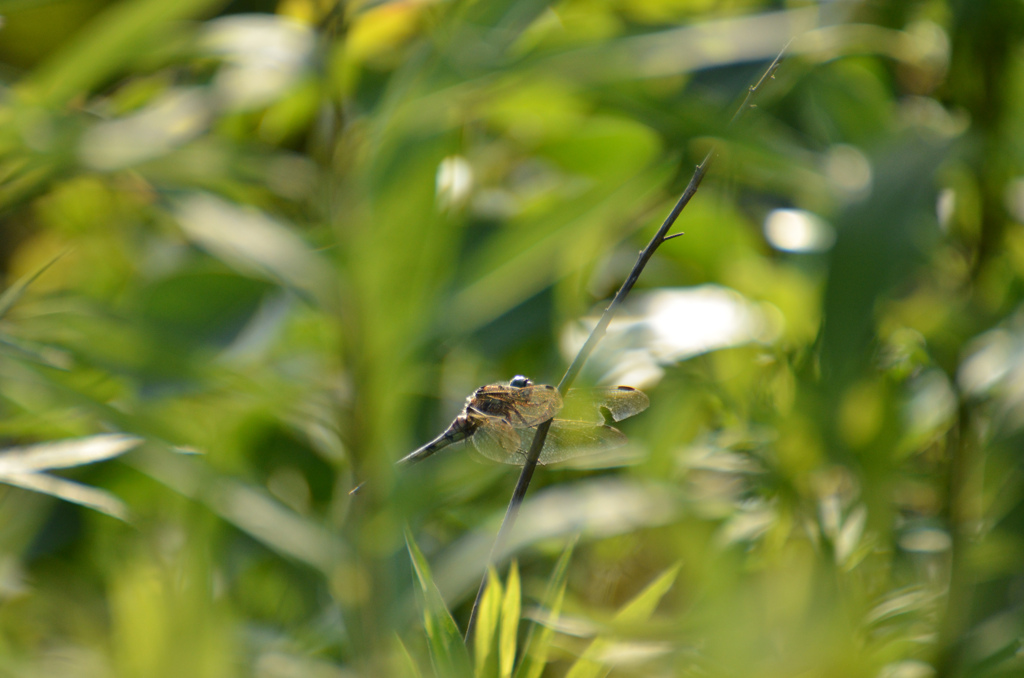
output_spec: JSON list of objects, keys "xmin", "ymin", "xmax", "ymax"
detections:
[
  {"xmin": 510, "ymin": 420, "xmax": 628, "ymax": 465},
  {"xmin": 503, "ymin": 385, "xmax": 563, "ymax": 428},
  {"xmin": 471, "ymin": 383, "xmax": 563, "ymax": 428},
  {"xmin": 521, "ymin": 384, "xmax": 564, "ymax": 425},
  {"xmin": 563, "ymin": 386, "xmax": 650, "ymax": 423},
  {"xmin": 470, "ymin": 415, "xmax": 524, "ymax": 464},
  {"xmin": 599, "ymin": 387, "xmax": 650, "ymax": 422}
]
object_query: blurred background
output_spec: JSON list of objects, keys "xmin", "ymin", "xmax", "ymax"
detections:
[{"xmin": 1, "ymin": 0, "xmax": 1022, "ymax": 676}]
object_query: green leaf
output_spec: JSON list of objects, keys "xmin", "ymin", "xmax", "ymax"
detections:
[
  {"xmin": 395, "ymin": 634, "xmax": 426, "ymax": 678},
  {"xmin": 448, "ymin": 162, "xmax": 672, "ymax": 333},
  {"xmin": 474, "ymin": 566, "xmax": 503, "ymax": 678},
  {"xmin": 405, "ymin": 528, "xmax": 473, "ymax": 678},
  {"xmin": 608, "ymin": 562, "xmax": 680, "ymax": 624},
  {"xmin": 19, "ymin": 0, "xmax": 229, "ymax": 106},
  {"xmin": 172, "ymin": 193, "xmax": 333, "ymax": 304},
  {"xmin": 516, "ymin": 537, "xmax": 576, "ymax": 678},
  {"xmin": 0, "ymin": 335, "xmax": 72, "ymax": 370},
  {"xmin": 0, "ymin": 433, "xmax": 141, "ymax": 474},
  {"xmin": 968, "ymin": 637, "xmax": 1024, "ymax": 677},
  {"xmin": 565, "ymin": 562, "xmax": 681, "ymax": 678},
  {"xmin": 0, "ymin": 472, "xmax": 129, "ymax": 521},
  {"xmin": 499, "ymin": 561, "xmax": 521, "ymax": 678},
  {"xmin": 0, "ymin": 251, "xmax": 65, "ymax": 321},
  {"xmin": 538, "ymin": 115, "xmax": 662, "ymax": 181},
  {"xmin": 0, "ymin": 433, "xmax": 142, "ymax": 521},
  {"xmin": 130, "ymin": 449, "xmax": 347, "ymax": 573}
]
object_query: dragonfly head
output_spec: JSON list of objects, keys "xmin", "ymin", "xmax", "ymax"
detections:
[{"xmin": 509, "ymin": 375, "xmax": 532, "ymax": 388}]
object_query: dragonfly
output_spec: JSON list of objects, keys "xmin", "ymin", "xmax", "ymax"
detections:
[{"xmin": 397, "ymin": 376, "xmax": 649, "ymax": 466}]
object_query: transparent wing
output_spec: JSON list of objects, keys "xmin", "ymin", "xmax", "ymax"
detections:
[
  {"xmin": 472, "ymin": 383, "xmax": 563, "ymax": 428},
  {"xmin": 476, "ymin": 420, "xmax": 628, "ymax": 465},
  {"xmin": 507, "ymin": 384, "xmax": 563, "ymax": 427},
  {"xmin": 538, "ymin": 421, "xmax": 628, "ymax": 464},
  {"xmin": 470, "ymin": 414, "xmax": 527, "ymax": 463},
  {"xmin": 561, "ymin": 386, "xmax": 650, "ymax": 423}
]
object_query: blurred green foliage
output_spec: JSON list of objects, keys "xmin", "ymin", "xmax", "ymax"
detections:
[{"xmin": 1, "ymin": 0, "xmax": 1023, "ymax": 676}]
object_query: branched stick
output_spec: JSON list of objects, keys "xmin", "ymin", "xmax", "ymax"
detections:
[{"xmin": 465, "ymin": 48, "xmax": 787, "ymax": 641}]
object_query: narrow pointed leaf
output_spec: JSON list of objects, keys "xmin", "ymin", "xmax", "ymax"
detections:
[
  {"xmin": 131, "ymin": 448, "xmax": 346, "ymax": 574},
  {"xmin": 0, "ymin": 434, "xmax": 142, "ymax": 475},
  {"xmin": 2, "ymin": 472, "xmax": 129, "ymax": 521},
  {"xmin": 0, "ymin": 252, "xmax": 65, "ymax": 321},
  {"xmin": 174, "ymin": 193, "xmax": 332, "ymax": 302},
  {"xmin": 565, "ymin": 562, "xmax": 681, "ymax": 678},
  {"xmin": 611, "ymin": 562, "xmax": 680, "ymax": 624},
  {"xmin": 499, "ymin": 561, "xmax": 521, "ymax": 678},
  {"xmin": 20, "ymin": 0, "xmax": 226, "ymax": 106},
  {"xmin": 475, "ymin": 566, "xmax": 503, "ymax": 677},
  {"xmin": 405, "ymin": 528, "xmax": 473, "ymax": 678},
  {"xmin": 0, "ymin": 336, "xmax": 72, "ymax": 370},
  {"xmin": 516, "ymin": 537, "xmax": 577, "ymax": 678},
  {"xmin": 395, "ymin": 633, "xmax": 426, "ymax": 678}
]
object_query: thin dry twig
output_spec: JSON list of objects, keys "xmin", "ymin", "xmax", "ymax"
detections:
[{"xmin": 464, "ymin": 47, "xmax": 788, "ymax": 641}]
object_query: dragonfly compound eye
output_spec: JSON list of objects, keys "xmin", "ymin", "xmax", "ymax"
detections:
[{"xmin": 509, "ymin": 375, "xmax": 532, "ymax": 388}]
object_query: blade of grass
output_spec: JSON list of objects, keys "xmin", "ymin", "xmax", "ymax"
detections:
[
  {"xmin": 0, "ymin": 433, "xmax": 141, "ymax": 521},
  {"xmin": 474, "ymin": 565, "xmax": 504, "ymax": 678},
  {"xmin": 0, "ymin": 434, "xmax": 141, "ymax": 474},
  {"xmin": 0, "ymin": 252, "xmax": 66, "ymax": 321},
  {"xmin": 515, "ymin": 537, "xmax": 577, "ymax": 678},
  {"xmin": 565, "ymin": 562, "xmax": 681, "ymax": 678},
  {"xmin": 0, "ymin": 336, "xmax": 72, "ymax": 370},
  {"xmin": 1, "ymin": 472, "xmax": 129, "ymax": 521},
  {"xmin": 498, "ymin": 561, "xmax": 521, "ymax": 678},
  {"xmin": 19, "ymin": 0, "xmax": 228, "ymax": 106},
  {"xmin": 406, "ymin": 528, "xmax": 473, "ymax": 678},
  {"xmin": 395, "ymin": 634, "xmax": 427, "ymax": 678},
  {"xmin": 131, "ymin": 448, "xmax": 346, "ymax": 574}
]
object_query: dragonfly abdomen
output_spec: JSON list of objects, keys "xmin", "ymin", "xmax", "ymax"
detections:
[{"xmin": 396, "ymin": 416, "xmax": 475, "ymax": 466}]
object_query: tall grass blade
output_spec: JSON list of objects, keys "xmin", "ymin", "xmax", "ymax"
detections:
[
  {"xmin": 498, "ymin": 561, "xmax": 521, "ymax": 678},
  {"xmin": 515, "ymin": 537, "xmax": 577, "ymax": 678},
  {"xmin": 0, "ymin": 252, "xmax": 65, "ymax": 321},
  {"xmin": 405, "ymin": 528, "xmax": 473, "ymax": 678},
  {"xmin": 2, "ymin": 472, "xmax": 128, "ymax": 521},
  {"xmin": 474, "ymin": 565, "xmax": 503, "ymax": 677},
  {"xmin": 565, "ymin": 562, "xmax": 681, "ymax": 678},
  {"xmin": 0, "ymin": 434, "xmax": 142, "ymax": 474}
]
